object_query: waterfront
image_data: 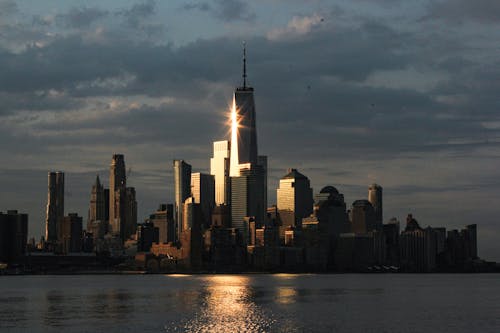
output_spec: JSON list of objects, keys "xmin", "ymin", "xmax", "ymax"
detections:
[{"xmin": 1, "ymin": 274, "xmax": 499, "ymax": 332}]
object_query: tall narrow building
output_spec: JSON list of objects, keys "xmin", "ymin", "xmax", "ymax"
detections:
[
  {"xmin": 277, "ymin": 169, "xmax": 313, "ymax": 228},
  {"xmin": 88, "ymin": 175, "xmax": 106, "ymax": 224},
  {"xmin": 228, "ymin": 44, "xmax": 267, "ymax": 244},
  {"xmin": 231, "ymin": 164, "xmax": 266, "ymax": 243},
  {"xmin": 368, "ymin": 183, "xmax": 383, "ymax": 226},
  {"xmin": 87, "ymin": 175, "xmax": 108, "ymax": 240},
  {"xmin": 45, "ymin": 171, "xmax": 64, "ymax": 244},
  {"xmin": 191, "ymin": 172, "xmax": 215, "ymax": 227},
  {"xmin": 125, "ymin": 187, "xmax": 138, "ymax": 239},
  {"xmin": 109, "ymin": 154, "xmax": 136, "ymax": 242},
  {"xmin": 109, "ymin": 154, "xmax": 126, "ymax": 236},
  {"xmin": 174, "ymin": 159, "xmax": 192, "ymax": 241},
  {"xmin": 230, "ymin": 44, "xmax": 258, "ymax": 177},
  {"xmin": 210, "ymin": 140, "xmax": 231, "ymax": 205}
]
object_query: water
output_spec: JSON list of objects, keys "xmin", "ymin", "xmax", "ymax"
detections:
[{"xmin": 0, "ymin": 274, "xmax": 498, "ymax": 332}]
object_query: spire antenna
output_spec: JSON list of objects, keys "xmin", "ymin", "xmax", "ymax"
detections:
[{"xmin": 242, "ymin": 41, "xmax": 247, "ymax": 88}]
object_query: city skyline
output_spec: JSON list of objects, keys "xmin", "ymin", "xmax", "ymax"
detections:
[{"xmin": 0, "ymin": 0, "xmax": 499, "ymax": 261}]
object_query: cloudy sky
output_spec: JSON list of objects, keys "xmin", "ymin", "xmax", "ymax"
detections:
[{"xmin": 0, "ymin": 0, "xmax": 499, "ymax": 260}]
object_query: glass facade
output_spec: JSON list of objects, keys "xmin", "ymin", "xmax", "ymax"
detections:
[
  {"xmin": 210, "ymin": 140, "xmax": 231, "ymax": 205},
  {"xmin": 276, "ymin": 169, "xmax": 313, "ymax": 228}
]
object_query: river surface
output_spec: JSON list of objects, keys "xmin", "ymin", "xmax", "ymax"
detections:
[{"xmin": 0, "ymin": 274, "xmax": 499, "ymax": 332}]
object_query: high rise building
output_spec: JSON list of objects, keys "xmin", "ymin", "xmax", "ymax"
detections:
[
  {"xmin": 191, "ymin": 172, "xmax": 215, "ymax": 227},
  {"xmin": 349, "ymin": 200, "xmax": 377, "ymax": 234},
  {"xmin": 174, "ymin": 159, "xmax": 192, "ymax": 241},
  {"xmin": 210, "ymin": 140, "xmax": 231, "ymax": 205},
  {"xmin": 368, "ymin": 183, "xmax": 383, "ymax": 226},
  {"xmin": 229, "ymin": 44, "xmax": 258, "ymax": 177},
  {"xmin": 88, "ymin": 175, "xmax": 107, "ymax": 225},
  {"xmin": 45, "ymin": 171, "xmax": 64, "ymax": 244},
  {"xmin": 0, "ymin": 210, "xmax": 28, "ymax": 263},
  {"xmin": 257, "ymin": 155, "xmax": 268, "ymax": 210},
  {"xmin": 277, "ymin": 168, "xmax": 313, "ymax": 228},
  {"xmin": 227, "ymin": 44, "xmax": 267, "ymax": 245},
  {"xmin": 125, "ymin": 187, "xmax": 138, "ymax": 239},
  {"xmin": 137, "ymin": 222, "xmax": 159, "ymax": 252},
  {"xmin": 150, "ymin": 204, "xmax": 174, "ymax": 244},
  {"xmin": 109, "ymin": 154, "xmax": 137, "ymax": 242},
  {"xmin": 109, "ymin": 154, "xmax": 126, "ymax": 235},
  {"xmin": 87, "ymin": 176, "xmax": 109, "ymax": 240},
  {"xmin": 61, "ymin": 213, "xmax": 82, "ymax": 254},
  {"xmin": 400, "ymin": 225, "xmax": 437, "ymax": 272},
  {"xmin": 463, "ymin": 224, "xmax": 478, "ymax": 260},
  {"xmin": 231, "ymin": 164, "xmax": 266, "ymax": 243}
]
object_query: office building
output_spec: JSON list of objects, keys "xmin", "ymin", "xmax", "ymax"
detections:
[
  {"xmin": 109, "ymin": 154, "xmax": 137, "ymax": 242},
  {"xmin": 400, "ymin": 222, "xmax": 437, "ymax": 272},
  {"xmin": 350, "ymin": 200, "xmax": 377, "ymax": 234},
  {"xmin": 368, "ymin": 183, "xmax": 383, "ymax": 226},
  {"xmin": 277, "ymin": 168, "xmax": 313, "ymax": 228},
  {"xmin": 191, "ymin": 172, "xmax": 215, "ymax": 227},
  {"xmin": 463, "ymin": 224, "xmax": 478, "ymax": 260},
  {"xmin": 174, "ymin": 159, "xmax": 192, "ymax": 241},
  {"xmin": 229, "ymin": 44, "xmax": 258, "ymax": 177},
  {"xmin": 89, "ymin": 175, "xmax": 106, "ymax": 223},
  {"xmin": 150, "ymin": 204, "xmax": 174, "ymax": 244},
  {"xmin": 0, "ymin": 210, "xmax": 28, "ymax": 263},
  {"xmin": 210, "ymin": 140, "xmax": 231, "ymax": 205},
  {"xmin": 231, "ymin": 164, "xmax": 266, "ymax": 243},
  {"xmin": 109, "ymin": 154, "xmax": 126, "ymax": 236},
  {"xmin": 137, "ymin": 222, "xmax": 159, "ymax": 252},
  {"xmin": 61, "ymin": 213, "xmax": 82, "ymax": 254},
  {"xmin": 45, "ymin": 171, "xmax": 64, "ymax": 244},
  {"xmin": 88, "ymin": 175, "xmax": 108, "ymax": 235},
  {"xmin": 211, "ymin": 204, "xmax": 231, "ymax": 228},
  {"xmin": 124, "ymin": 187, "xmax": 138, "ymax": 239},
  {"xmin": 226, "ymin": 46, "xmax": 267, "ymax": 244},
  {"xmin": 301, "ymin": 186, "xmax": 351, "ymax": 269},
  {"xmin": 383, "ymin": 218, "xmax": 400, "ymax": 265}
]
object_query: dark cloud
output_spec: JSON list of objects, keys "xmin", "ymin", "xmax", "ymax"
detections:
[
  {"xmin": 0, "ymin": 16, "xmax": 495, "ymax": 158},
  {"xmin": 182, "ymin": 0, "xmax": 255, "ymax": 22},
  {"xmin": 427, "ymin": 0, "xmax": 500, "ymax": 23},
  {"xmin": 0, "ymin": 0, "xmax": 17, "ymax": 17},
  {"xmin": 56, "ymin": 7, "xmax": 109, "ymax": 28},
  {"xmin": 182, "ymin": 2, "xmax": 211, "ymax": 12},
  {"xmin": 118, "ymin": 0, "xmax": 156, "ymax": 28}
]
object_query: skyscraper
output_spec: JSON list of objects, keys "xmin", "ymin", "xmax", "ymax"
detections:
[
  {"xmin": 191, "ymin": 172, "xmax": 215, "ymax": 227},
  {"xmin": 368, "ymin": 183, "xmax": 383, "ymax": 226},
  {"xmin": 0, "ymin": 210, "xmax": 28, "ymax": 263},
  {"xmin": 210, "ymin": 140, "xmax": 231, "ymax": 205},
  {"xmin": 109, "ymin": 154, "xmax": 126, "ymax": 236},
  {"xmin": 350, "ymin": 200, "xmax": 376, "ymax": 234},
  {"xmin": 125, "ymin": 187, "xmax": 138, "ymax": 239},
  {"xmin": 87, "ymin": 175, "xmax": 109, "ymax": 240},
  {"xmin": 227, "ymin": 44, "xmax": 268, "ymax": 245},
  {"xmin": 45, "ymin": 171, "xmax": 64, "ymax": 244},
  {"xmin": 150, "ymin": 204, "xmax": 174, "ymax": 244},
  {"xmin": 230, "ymin": 44, "xmax": 258, "ymax": 177},
  {"xmin": 174, "ymin": 159, "xmax": 192, "ymax": 241},
  {"xmin": 88, "ymin": 175, "xmax": 107, "ymax": 225},
  {"xmin": 277, "ymin": 168, "xmax": 313, "ymax": 228},
  {"xmin": 61, "ymin": 213, "xmax": 82, "ymax": 254},
  {"xmin": 109, "ymin": 154, "xmax": 137, "ymax": 242},
  {"xmin": 231, "ymin": 164, "xmax": 266, "ymax": 243}
]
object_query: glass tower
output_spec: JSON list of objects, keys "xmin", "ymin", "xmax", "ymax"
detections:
[
  {"xmin": 210, "ymin": 140, "xmax": 231, "ymax": 205},
  {"xmin": 174, "ymin": 159, "xmax": 192, "ymax": 241},
  {"xmin": 277, "ymin": 169, "xmax": 313, "ymax": 228}
]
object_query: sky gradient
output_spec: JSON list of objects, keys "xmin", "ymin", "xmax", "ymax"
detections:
[{"xmin": 0, "ymin": 0, "xmax": 499, "ymax": 260}]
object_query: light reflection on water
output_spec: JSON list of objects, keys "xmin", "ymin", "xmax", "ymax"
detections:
[
  {"xmin": 174, "ymin": 275, "xmax": 276, "ymax": 333},
  {"xmin": 0, "ymin": 274, "xmax": 499, "ymax": 333}
]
